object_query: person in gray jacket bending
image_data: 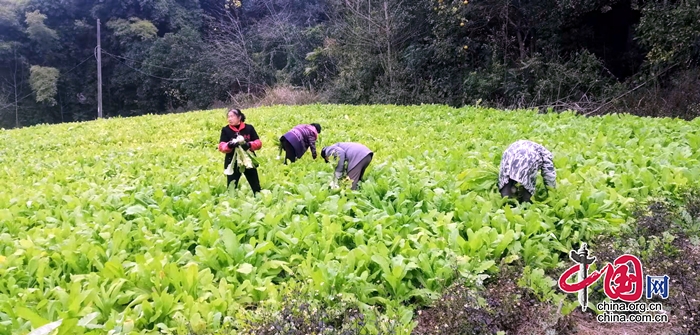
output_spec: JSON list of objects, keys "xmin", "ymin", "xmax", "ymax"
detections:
[
  {"xmin": 321, "ymin": 142, "xmax": 374, "ymax": 190},
  {"xmin": 498, "ymin": 139, "xmax": 556, "ymax": 203}
]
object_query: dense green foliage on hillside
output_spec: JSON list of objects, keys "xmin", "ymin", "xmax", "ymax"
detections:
[{"xmin": 1, "ymin": 0, "xmax": 699, "ymax": 129}]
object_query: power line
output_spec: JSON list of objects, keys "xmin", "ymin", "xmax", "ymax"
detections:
[
  {"xmin": 102, "ymin": 51, "xmax": 190, "ymax": 81},
  {"xmin": 65, "ymin": 54, "xmax": 94, "ymax": 75},
  {"xmin": 101, "ymin": 49, "xmax": 217, "ymax": 77},
  {"xmin": 3, "ymin": 55, "xmax": 92, "ymax": 112},
  {"xmin": 0, "ymin": 92, "xmax": 34, "ymax": 112},
  {"xmin": 0, "ymin": 54, "xmax": 95, "ymax": 112},
  {"xmin": 3, "ymin": 39, "xmax": 217, "ymax": 121}
]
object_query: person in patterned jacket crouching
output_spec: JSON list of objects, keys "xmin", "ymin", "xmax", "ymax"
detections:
[{"xmin": 498, "ymin": 140, "xmax": 557, "ymax": 203}]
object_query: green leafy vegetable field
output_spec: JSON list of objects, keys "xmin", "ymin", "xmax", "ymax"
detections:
[{"xmin": 1, "ymin": 105, "xmax": 698, "ymax": 334}]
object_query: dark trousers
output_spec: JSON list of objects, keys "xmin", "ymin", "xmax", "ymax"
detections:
[
  {"xmin": 347, "ymin": 153, "xmax": 373, "ymax": 190},
  {"xmin": 227, "ymin": 167, "xmax": 261, "ymax": 194},
  {"xmin": 499, "ymin": 178, "xmax": 532, "ymax": 203},
  {"xmin": 279, "ymin": 136, "xmax": 296, "ymax": 165}
]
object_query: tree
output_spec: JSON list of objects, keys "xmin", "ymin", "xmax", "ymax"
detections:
[
  {"xmin": 203, "ymin": 0, "xmax": 327, "ymax": 98},
  {"xmin": 0, "ymin": 44, "xmax": 27, "ymax": 128},
  {"xmin": 106, "ymin": 17, "xmax": 158, "ymax": 42},
  {"xmin": 29, "ymin": 65, "xmax": 59, "ymax": 105},
  {"xmin": 205, "ymin": 9, "xmax": 268, "ymax": 96},
  {"xmin": 327, "ymin": 0, "xmax": 419, "ymax": 101},
  {"xmin": 636, "ymin": 0, "xmax": 700, "ymax": 70},
  {"xmin": 24, "ymin": 9, "xmax": 58, "ymax": 49}
]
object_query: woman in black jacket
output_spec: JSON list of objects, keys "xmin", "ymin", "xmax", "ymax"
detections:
[{"xmin": 217, "ymin": 108, "xmax": 263, "ymax": 194}]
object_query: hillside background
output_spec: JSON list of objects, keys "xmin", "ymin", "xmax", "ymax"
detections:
[{"xmin": 1, "ymin": 0, "xmax": 699, "ymax": 129}]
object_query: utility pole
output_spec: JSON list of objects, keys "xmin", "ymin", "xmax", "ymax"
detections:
[
  {"xmin": 96, "ymin": 18, "xmax": 103, "ymax": 119},
  {"xmin": 13, "ymin": 47, "xmax": 19, "ymax": 128}
]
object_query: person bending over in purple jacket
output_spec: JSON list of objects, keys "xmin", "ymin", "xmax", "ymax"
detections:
[
  {"xmin": 278, "ymin": 123, "xmax": 322, "ymax": 164},
  {"xmin": 321, "ymin": 142, "xmax": 374, "ymax": 190}
]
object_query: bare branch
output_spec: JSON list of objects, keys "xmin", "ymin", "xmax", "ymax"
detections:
[{"xmin": 584, "ymin": 62, "xmax": 680, "ymax": 116}]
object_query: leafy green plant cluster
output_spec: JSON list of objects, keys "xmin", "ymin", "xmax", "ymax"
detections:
[{"xmin": 0, "ymin": 104, "xmax": 698, "ymax": 334}]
